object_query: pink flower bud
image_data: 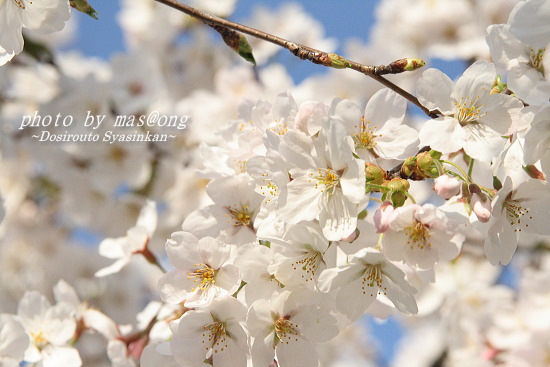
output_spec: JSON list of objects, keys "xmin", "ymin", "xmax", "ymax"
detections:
[
  {"xmin": 374, "ymin": 201, "xmax": 394, "ymax": 233},
  {"xmin": 433, "ymin": 175, "xmax": 461, "ymax": 199},
  {"xmin": 340, "ymin": 228, "xmax": 359, "ymax": 243},
  {"xmin": 471, "ymin": 193, "xmax": 491, "ymax": 223}
]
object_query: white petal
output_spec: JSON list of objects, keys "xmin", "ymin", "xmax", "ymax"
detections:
[
  {"xmin": 292, "ymin": 307, "xmax": 338, "ymax": 343},
  {"xmin": 136, "ymin": 200, "xmax": 157, "ymax": 236},
  {"xmin": 365, "ymin": 89, "xmax": 407, "ymax": 127},
  {"xmin": 416, "ymin": 68, "xmax": 454, "ymax": 114},
  {"xmin": 418, "ymin": 117, "xmax": 465, "ymax": 154},
  {"xmin": 158, "ymin": 271, "xmax": 193, "ymax": 304},
  {"xmin": 319, "ymin": 188, "xmax": 356, "ymax": 241},
  {"xmin": 336, "ymin": 281, "xmax": 377, "ymax": 321},
  {"xmin": 509, "ymin": 0, "xmax": 550, "ymax": 49},
  {"xmin": 276, "ymin": 338, "xmax": 319, "ymax": 367},
  {"xmin": 453, "ymin": 61, "xmax": 494, "ymax": 101},
  {"xmin": 41, "ymin": 345, "xmax": 82, "ymax": 367},
  {"xmin": 461, "ymin": 123, "xmax": 507, "ymax": 163}
]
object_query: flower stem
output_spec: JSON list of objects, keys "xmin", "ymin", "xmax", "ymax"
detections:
[
  {"xmin": 467, "ymin": 158, "xmax": 475, "ymax": 179},
  {"xmin": 139, "ymin": 245, "xmax": 167, "ymax": 273},
  {"xmin": 441, "ymin": 160, "xmax": 470, "ymax": 182},
  {"xmin": 403, "ymin": 191, "xmax": 417, "ymax": 204}
]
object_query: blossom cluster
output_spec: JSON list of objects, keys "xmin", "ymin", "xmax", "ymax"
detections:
[{"xmin": 0, "ymin": 0, "xmax": 549, "ymax": 367}]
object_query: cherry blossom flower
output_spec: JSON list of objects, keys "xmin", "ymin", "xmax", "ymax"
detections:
[
  {"xmin": 53, "ymin": 280, "xmax": 118, "ymax": 340},
  {"xmin": 417, "ymin": 61, "xmax": 524, "ymax": 163},
  {"xmin": 484, "ymin": 178, "xmax": 550, "ymax": 265},
  {"xmin": 247, "ymin": 288, "xmax": 338, "ymax": 367},
  {"xmin": 331, "ymin": 89, "xmax": 419, "ymax": 163},
  {"xmin": 318, "ymin": 248, "xmax": 418, "ymax": 321},
  {"xmin": 232, "ymin": 243, "xmax": 284, "ymax": 306},
  {"xmin": 158, "ymin": 232, "xmax": 241, "ymax": 307},
  {"xmin": 95, "ymin": 200, "xmax": 158, "ymax": 277},
  {"xmin": 170, "ymin": 296, "xmax": 249, "ymax": 367},
  {"xmin": 259, "ymin": 221, "xmax": 334, "ymax": 289},
  {"xmin": 276, "ymin": 119, "xmax": 366, "ymax": 241},
  {"xmin": 0, "ymin": 314, "xmax": 29, "ymax": 367},
  {"xmin": 381, "ymin": 204, "xmax": 464, "ymax": 269},
  {"xmin": 0, "ymin": 0, "xmax": 71, "ymax": 65},
  {"xmin": 487, "ymin": 24, "xmax": 550, "ymax": 106},
  {"xmin": 181, "ymin": 174, "xmax": 263, "ymax": 245},
  {"xmin": 17, "ymin": 291, "xmax": 81, "ymax": 367}
]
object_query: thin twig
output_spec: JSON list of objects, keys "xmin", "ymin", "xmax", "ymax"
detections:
[{"xmin": 153, "ymin": 0, "xmax": 438, "ymax": 118}]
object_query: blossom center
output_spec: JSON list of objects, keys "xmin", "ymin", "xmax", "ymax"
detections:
[
  {"xmin": 310, "ymin": 168, "xmax": 340, "ymax": 195},
  {"xmin": 292, "ymin": 249, "xmax": 323, "ymax": 282},
  {"xmin": 403, "ymin": 220, "xmax": 431, "ymax": 250},
  {"xmin": 353, "ymin": 117, "xmax": 379, "ymax": 149},
  {"xmin": 233, "ymin": 160, "xmax": 247, "ymax": 174},
  {"xmin": 269, "ymin": 119, "xmax": 289, "ymax": 135},
  {"xmin": 504, "ymin": 198, "xmax": 532, "ymax": 232},
  {"xmin": 188, "ymin": 264, "xmax": 217, "ymax": 292},
  {"xmin": 202, "ymin": 321, "xmax": 228, "ymax": 355},
  {"xmin": 225, "ymin": 203, "xmax": 253, "ymax": 227},
  {"xmin": 258, "ymin": 173, "xmax": 279, "ymax": 203},
  {"xmin": 30, "ymin": 330, "xmax": 48, "ymax": 350},
  {"xmin": 530, "ymin": 48, "xmax": 545, "ymax": 76},
  {"xmin": 453, "ymin": 96, "xmax": 486, "ymax": 125},
  {"xmin": 12, "ymin": 0, "xmax": 28, "ymax": 9},
  {"xmin": 361, "ymin": 264, "xmax": 384, "ymax": 295},
  {"xmin": 274, "ymin": 317, "xmax": 299, "ymax": 344}
]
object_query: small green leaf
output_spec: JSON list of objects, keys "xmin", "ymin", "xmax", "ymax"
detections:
[
  {"xmin": 22, "ymin": 36, "xmax": 55, "ymax": 64},
  {"xmin": 237, "ymin": 34, "xmax": 256, "ymax": 65},
  {"xmin": 211, "ymin": 25, "xmax": 256, "ymax": 65},
  {"xmin": 69, "ymin": 0, "xmax": 99, "ymax": 20}
]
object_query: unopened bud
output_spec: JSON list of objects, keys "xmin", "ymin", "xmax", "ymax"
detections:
[
  {"xmin": 383, "ymin": 178, "xmax": 410, "ymax": 192},
  {"xmin": 328, "ymin": 53, "xmax": 350, "ymax": 69},
  {"xmin": 416, "ymin": 152, "xmax": 440, "ymax": 178},
  {"xmin": 433, "ymin": 175, "xmax": 461, "ymax": 199},
  {"xmin": 470, "ymin": 192, "xmax": 491, "ymax": 223},
  {"xmin": 391, "ymin": 191, "xmax": 408, "ymax": 208},
  {"xmin": 401, "ymin": 157, "xmax": 417, "ymax": 178},
  {"xmin": 365, "ymin": 163, "xmax": 386, "ymax": 185},
  {"xmin": 388, "ymin": 58, "xmax": 426, "ymax": 73},
  {"xmin": 373, "ymin": 201, "xmax": 394, "ymax": 233}
]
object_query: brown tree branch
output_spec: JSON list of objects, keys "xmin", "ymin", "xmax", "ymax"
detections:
[{"xmin": 153, "ymin": 0, "xmax": 438, "ymax": 118}]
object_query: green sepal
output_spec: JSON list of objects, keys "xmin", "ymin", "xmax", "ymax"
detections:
[
  {"xmin": 212, "ymin": 25, "xmax": 256, "ymax": 65},
  {"xmin": 390, "ymin": 191, "xmax": 407, "ymax": 208},
  {"xmin": 259, "ymin": 240, "xmax": 271, "ymax": 248},
  {"xmin": 523, "ymin": 164, "xmax": 545, "ymax": 180},
  {"xmin": 22, "ymin": 36, "xmax": 55, "ymax": 64},
  {"xmin": 493, "ymin": 176, "xmax": 503, "ymax": 190},
  {"xmin": 328, "ymin": 54, "xmax": 350, "ymax": 69},
  {"xmin": 69, "ymin": 0, "xmax": 99, "ymax": 20},
  {"xmin": 357, "ymin": 209, "xmax": 368, "ymax": 220},
  {"xmin": 491, "ymin": 74, "xmax": 507, "ymax": 94}
]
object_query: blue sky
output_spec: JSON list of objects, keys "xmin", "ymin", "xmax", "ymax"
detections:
[
  {"xmin": 69, "ymin": 1, "xmax": 381, "ymax": 59},
  {"xmin": 67, "ymin": 0, "xmax": 384, "ymax": 84}
]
